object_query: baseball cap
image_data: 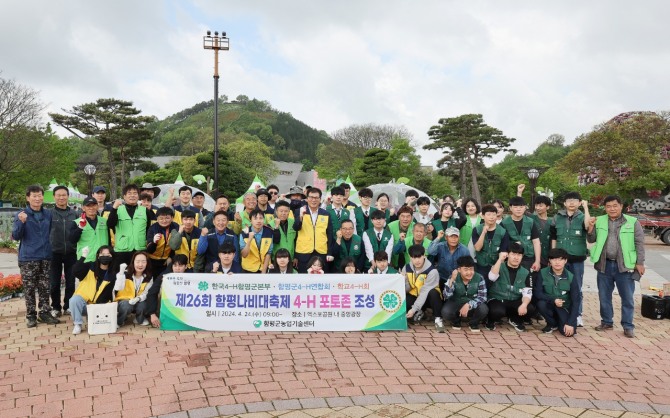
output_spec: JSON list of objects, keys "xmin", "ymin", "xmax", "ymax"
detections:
[
  {"xmin": 83, "ymin": 196, "xmax": 98, "ymax": 206},
  {"xmin": 193, "ymin": 191, "xmax": 205, "ymax": 198},
  {"xmin": 256, "ymin": 188, "xmax": 270, "ymax": 198},
  {"xmin": 92, "ymin": 186, "xmax": 106, "ymax": 193},
  {"xmin": 444, "ymin": 227, "xmax": 460, "ymax": 236}
]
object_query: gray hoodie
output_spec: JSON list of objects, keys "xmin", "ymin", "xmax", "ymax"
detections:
[{"xmin": 403, "ymin": 259, "xmax": 440, "ymax": 312}]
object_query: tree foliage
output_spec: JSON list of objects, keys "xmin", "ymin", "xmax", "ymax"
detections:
[
  {"xmin": 353, "ymin": 148, "xmax": 392, "ymax": 187},
  {"xmin": 0, "ymin": 76, "xmax": 44, "ymax": 129},
  {"xmin": 425, "ymin": 114, "xmax": 516, "ymax": 203}
]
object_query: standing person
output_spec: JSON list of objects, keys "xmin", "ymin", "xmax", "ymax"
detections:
[
  {"xmin": 197, "ymin": 210, "xmax": 239, "ymax": 267},
  {"xmin": 375, "ymin": 193, "xmax": 395, "ymax": 224},
  {"xmin": 492, "ymin": 199, "xmax": 506, "ymax": 224},
  {"xmin": 427, "ymin": 227, "xmax": 470, "ymax": 287},
  {"xmin": 173, "ymin": 186, "xmax": 200, "ymax": 226},
  {"xmin": 472, "ymin": 204, "xmax": 510, "ymax": 288},
  {"xmin": 352, "ymin": 187, "xmax": 374, "ymax": 236},
  {"xmin": 387, "ymin": 206, "xmax": 416, "ymax": 269},
  {"xmin": 114, "ymin": 251, "xmax": 153, "ymax": 326},
  {"xmin": 587, "ymin": 195, "xmax": 645, "ymax": 338},
  {"xmin": 550, "ymin": 192, "xmax": 591, "ymax": 327},
  {"xmin": 430, "ymin": 202, "xmax": 466, "ymax": 241},
  {"xmin": 393, "ymin": 222, "xmax": 431, "ymax": 266},
  {"xmin": 12, "ymin": 185, "xmax": 60, "ymax": 328},
  {"xmin": 403, "ymin": 245, "xmax": 444, "ymax": 332},
  {"xmin": 49, "ymin": 185, "xmax": 80, "ymax": 317},
  {"xmin": 107, "ymin": 184, "xmax": 155, "ymax": 266},
  {"xmin": 267, "ymin": 184, "xmax": 280, "ymax": 212},
  {"xmin": 145, "ymin": 207, "xmax": 179, "ymax": 278},
  {"xmin": 362, "ymin": 210, "xmax": 394, "ymax": 270},
  {"xmin": 500, "ymin": 196, "xmax": 541, "ymax": 273},
  {"xmin": 293, "ymin": 188, "xmax": 334, "ymax": 273},
  {"xmin": 191, "ymin": 191, "xmax": 210, "ymax": 218},
  {"xmin": 413, "ymin": 196, "xmax": 433, "ymax": 228},
  {"xmin": 168, "ymin": 209, "xmax": 201, "ymax": 271},
  {"xmin": 534, "ymin": 248, "xmax": 580, "ymax": 337},
  {"xmin": 326, "ymin": 186, "xmax": 352, "ymax": 240},
  {"xmin": 341, "ymin": 183, "xmax": 358, "ymax": 210},
  {"xmin": 333, "ymin": 219, "xmax": 365, "ymax": 273},
  {"xmin": 459, "ymin": 198, "xmax": 482, "ymax": 250},
  {"xmin": 239, "ymin": 209, "xmax": 274, "ymax": 273},
  {"xmin": 92, "ymin": 186, "xmax": 113, "ymax": 217},
  {"xmin": 203, "ymin": 195, "xmax": 235, "ymax": 230},
  {"xmin": 71, "ymin": 196, "xmax": 110, "ymax": 264},
  {"xmin": 441, "ymin": 256, "xmax": 488, "ymax": 333},
  {"xmin": 139, "ymin": 183, "xmax": 161, "ymax": 210},
  {"xmin": 234, "ymin": 192, "xmax": 258, "ymax": 230},
  {"xmin": 255, "ymin": 188, "xmax": 275, "ymax": 218},
  {"xmin": 486, "ymin": 243, "xmax": 534, "ymax": 332},
  {"xmin": 272, "ymin": 201, "xmax": 297, "ymax": 262}
]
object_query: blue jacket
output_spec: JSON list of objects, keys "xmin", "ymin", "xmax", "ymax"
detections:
[
  {"xmin": 426, "ymin": 240, "xmax": 471, "ymax": 281},
  {"xmin": 12, "ymin": 206, "xmax": 53, "ymax": 262},
  {"xmin": 196, "ymin": 228, "xmax": 239, "ymax": 264}
]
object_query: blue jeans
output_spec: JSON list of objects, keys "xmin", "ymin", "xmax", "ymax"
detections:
[
  {"xmin": 69, "ymin": 295, "xmax": 88, "ymax": 325},
  {"xmin": 597, "ymin": 260, "xmax": 635, "ymax": 330},
  {"xmin": 565, "ymin": 261, "xmax": 584, "ymax": 316}
]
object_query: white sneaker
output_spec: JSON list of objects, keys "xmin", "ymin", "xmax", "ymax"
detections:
[
  {"xmin": 72, "ymin": 324, "xmax": 82, "ymax": 335},
  {"xmin": 435, "ymin": 318, "xmax": 445, "ymax": 333},
  {"xmin": 140, "ymin": 319, "xmax": 150, "ymax": 326},
  {"xmin": 577, "ymin": 316, "xmax": 584, "ymax": 327}
]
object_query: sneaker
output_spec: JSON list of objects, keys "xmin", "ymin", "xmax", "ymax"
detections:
[
  {"xmin": 26, "ymin": 316, "xmax": 37, "ymax": 328},
  {"xmin": 412, "ymin": 310, "xmax": 424, "ymax": 325},
  {"xmin": 576, "ymin": 316, "xmax": 584, "ymax": 327},
  {"xmin": 434, "ymin": 318, "xmax": 445, "ymax": 333},
  {"xmin": 140, "ymin": 319, "xmax": 150, "ymax": 326},
  {"xmin": 594, "ymin": 323, "xmax": 613, "ymax": 331},
  {"xmin": 469, "ymin": 324, "xmax": 480, "ymax": 333},
  {"xmin": 51, "ymin": 309, "xmax": 62, "ymax": 318},
  {"xmin": 485, "ymin": 321, "xmax": 496, "ymax": 331},
  {"xmin": 509, "ymin": 319, "xmax": 526, "ymax": 332},
  {"xmin": 624, "ymin": 328, "xmax": 635, "ymax": 338},
  {"xmin": 72, "ymin": 324, "xmax": 82, "ymax": 335},
  {"xmin": 523, "ymin": 317, "xmax": 533, "ymax": 325},
  {"xmin": 542, "ymin": 325, "xmax": 558, "ymax": 334},
  {"xmin": 38, "ymin": 312, "xmax": 61, "ymax": 325},
  {"xmin": 64, "ymin": 309, "xmax": 72, "ymax": 316},
  {"xmin": 451, "ymin": 321, "xmax": 462, "ymax": 330}
]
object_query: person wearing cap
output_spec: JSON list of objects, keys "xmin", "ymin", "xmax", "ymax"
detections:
[
  {"xmin": 293, "ymin": 187, "xmax": 334, "ymax": 273},
  {"xmin": 487, "ymin": 242, "xmax": 534, "ymax": 332},
  {"xmin": 197, "ymin": 210, "xmax": 239, "ymax": 268},
  {"xmin": 139, "ymin": 183, "xmax": 161, "ymax": 211},
  {"xmin": 49, "ymin": 185, "xmax": 80, "ymax": 318},
  {"xmin": 256, "ymin": 188, "xmax": 276, "ymax": 227},
  {"xmin": 70, "ymin": 196, "xmax": 110, "ymax": 264},
  {"xmin": 240, "ymin": 209, "xmax": 274, "ymax": 273},
  {"xmin": 341, "ymin": 183, "xmax": 358, "ymax": 210},
  {"xmin": 168, "ymin": 209, "xmax": 202, "ymax": 271},
  {"xmin": 92, "ymin": 186, "xmax": 113, "ymax": 217},
  {"xmin": 387, "ymin": 205, "xmax": 416, "ymax": 269},
  {"xmin": 286, "ymin": 185, "xmax": 307, "ymax": 214},
  {"xmin": 471, "ymin": 204, "xmax": 510, "ymax": 290},
  {"xmin": 107, "ymin": 184, "xmax": 156, "ymax": 266},
  {"xmin": 550, "ymin": 191, "xmax": 591, "ymax": 327},
  {"xmin": 145, "ymin": 206, "xmax": 180, "ymax": 279},
  {"xmin": 172, "ymin": 185, "xmax": 201, "ymax": 227},
  {"xmin": 272, "ymin": 200, "xmax": 297, "ymax": 261},
  {"xmin": 191, "ymin": 191, "xmax": 210, "ymax": 217},
  {"xmin": 326, "ymin": 186, "xmax": 353, "ymax": 241},
  {"xmin": 442, "ymin": 255, "xmax": 488, "ymax": 333},
  {"xmin": 500, "ymin": 196, "xmax": 541, "ymax": 273},
  {"xmin": 427, "ymin": 226, "xmax": 470, "ymax": 287}
]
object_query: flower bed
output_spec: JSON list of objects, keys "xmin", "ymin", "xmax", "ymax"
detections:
[{"xmin": 0, "ymin": 273, "xmax": 23, "ymax": 300}]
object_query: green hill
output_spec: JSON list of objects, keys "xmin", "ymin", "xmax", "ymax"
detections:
[{"xmin": 149, "ymin": 97, "xmax": 330, "ymax": 165}]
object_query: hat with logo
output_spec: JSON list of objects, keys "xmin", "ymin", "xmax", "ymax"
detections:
[
  {"xmin": 444, "ymin": 227, "xmax": 460, "ymax": 236},
  {"xmin": 83, "ymin": 196, "xmax": 98, "ymax": 206}
]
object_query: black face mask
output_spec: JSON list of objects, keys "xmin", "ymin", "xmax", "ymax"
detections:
[{"xmin": 98, "ymin": 256, "xmax": 113, "ymax": 265}]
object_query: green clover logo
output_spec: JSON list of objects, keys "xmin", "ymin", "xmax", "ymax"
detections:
[
  {"xmin": 253, "ymin": 320, "xmax": 262, "ymax": 328},
  {"xmin": 198, "ymin": 281, "xmax": 209, "ymax": 291},
  {"xmin": 379, "ymin": 290, "xmax": 401, "ymax": 313}
]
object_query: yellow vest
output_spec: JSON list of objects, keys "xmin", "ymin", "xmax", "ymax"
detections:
[
  {"xmin": 74, "ymin": 270, "xmax": 111, "ymax": 303},
  {"xmin": 241, "ymin": 229, "xmax": 273, "ymax": 272},
  {"xmin": 295, "ymin": 211, "xmax": 330, "ymax": 255},
  {"xmin": 173, "ymin": 210, "xmax": 200, "ymax": 227},
  {"xmin": 175, "ymin": 232, "xmax": 200, "ymax": 269},
  {"xmin": 115, "ymin": 277, "xmax": 150, "ymax": 301},
  {"xmin": 406, "ymin": 265, "xmax": 440, "ymax": 298}
]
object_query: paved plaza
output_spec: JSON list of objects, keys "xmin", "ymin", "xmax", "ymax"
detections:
[{"xmin": 1, "ymin": 253, "xmax": 669, "ymax": 417}]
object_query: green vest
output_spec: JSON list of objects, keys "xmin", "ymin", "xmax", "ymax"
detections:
[
  {"xmin": 431, "ymin": 218, "xmax": 456, "ymax": 242},
  {"xmin": 75, "ymin": 216, "xmax": 109, "ymax": 262},
  {"xmin": 372, "ymin": 266, "xmax": 398, "ymax": 274},
  {"xmin": 403, "ymin": 237, "xmax": 431, "ymax": 262},
  {"xmin": 475, "ymin": 224, "xmax": 505, "ymax": 267},
  {"xmin": 114, "ymin": 205, "xmax": 148, "ymax": 252},
  {"xmin": 274, "ymin": 219, "xmax": 296, "ymax": 259},
  {"xmin": 501, "ymin": 216, "xmax": 534, "ymax": 258},
  {"xmin": 540, "ymin": 267, "xmax": 574, "ymax": 310},
  {"xmin": 530, "ymin": 214, "xmax": 551, "ymax": 262},
  {"xmin": 488, "ymin": 263, "xmax": 530, "ymax": 301},
  {"xmin": 365, "ymin": 228, "xmax": 393, "ymax": 253},
  {"xmin": 590, "ymin": 214, "xmax": 638, "ymax": 269},
  {"xmin": 553, "ymin": 211, "xmax": 587, "ymax": 256},
  {"xmin": 452, "ymin": 273, "xmax": 483, "ymax": 306},
  {"xmin": 335, "ymin": 235, "xmax": 363, "ymax": 266},
  {"xmin": 326, "ymin": 205, "xmax": 352, "ymax": 239},
  {"xmin": 354, "ymin": 206, "xmax": 374, "ymax": 236},
  {"xmin": 460, "ymin": 215, "xmax": 481, "ymax": 245},
  {"xmin": 387, "ymin": 220, "xmax": 415, "ymax": 268}
]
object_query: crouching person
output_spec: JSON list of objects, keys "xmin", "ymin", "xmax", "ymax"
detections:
[
  {"xmin": 442, "ymin": 256, "xmax": 488, "ymax": 332},
  {"xmin": 486, "ymin": 242, "xmax": 534, "ymax": 332},
  {"xmin": 144, "ymin": 254, "xmax": 189, "ymax": 328},
  {"xmin": 114, "ymin": 251, "xmax": 153, "ymax": 326},
  {"xmin": 69, "ymin": 245, "xmax": 118, "ymax": 335},
  {"xmin": 403, "ymin": 244, "xmax": 444, "ymax": 333},
  {"xmin": 534, "ymin": 248, "xmax": 581, "ymax": 337}
]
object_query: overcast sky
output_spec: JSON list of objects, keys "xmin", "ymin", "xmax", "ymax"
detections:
[{"xmin": 2, "ymin": 1, "xmax": 668, "ymax": 168}]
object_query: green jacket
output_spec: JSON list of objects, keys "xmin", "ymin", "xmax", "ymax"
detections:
[
  {"xmin": 474, "ymin": 224, "xmax": 506, "ymax": 267},
  {"xmin": 488, "ymin": 263, "xmax": 530, "ymax": 301},
  {"xmin": 553, "ymin": 210, "xmax": 587, "ymax": 257},
  {"xmin": 590, "ymin": 214, "xmax": 638, "ymax": 269}
]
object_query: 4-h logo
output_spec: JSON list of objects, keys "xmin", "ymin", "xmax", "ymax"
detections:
[
  {"xmin": 353, "ymin": 245, "xmax": 359, "ymax": 250},
  {"xmin": 198, "ymin": 281, "xmax": 209, "ymax": 291},
  {"xmin": 379, "ymin": 290, "xmax": 401, "ymax": 313},
  {"xmin": 253, "ymin": 320, "xmax": 262, "ymax": 328}
]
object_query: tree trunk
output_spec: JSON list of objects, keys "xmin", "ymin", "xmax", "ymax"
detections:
[
  {"xmin": 459, "ymin": 162, "xmax": 467, "ymax": 198},
  {"xmin": 468, "ymin": 155, "xmax": 481, "ymax": 203},
  {"xmin": 120, "ymin": 148, "xmax": 126, "ymax": 190},
  {"xmin": 107, "ymin": 147, "xmax": 118, "ymax": 200}
]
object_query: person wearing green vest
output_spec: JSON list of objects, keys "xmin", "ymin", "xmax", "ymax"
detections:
[
  {"xmin": 393, "ymin": 222, "xmax": 432, "ymax": 265},
  {"xmin": 441, "ymin": 255, "xmax": 488, "ymax": 332},
  {"xmin": 234, "ymin": 192, "xmax": 258, "ymax": 231},
  {"xmin": 368, "ymin": 250, "xmax": 398, "ymax": 274},
  {"xmin": 501, "ymin": 196, "xmax": 541, "ymax": 273},
  {"xmin": 334, "ymin": 219, "xmax": 365, "ymax": 272},
  {"xmin": 403, "ymin": 244, "xmax": 444, "ymax": 332},
  {"xmin": 71, "ymin": 196, "xmax": 110, "ymax": 264},
  {"xmin": 326, "ymin": 186, "xmax": 352, "ymax": 241},
  {"xmin": 106, "ymin": 184, "xmax": 155, "ymax": 266},
  {"xmin": 534, "ymin": 248, "xmax": 580, "ymax": 337},
  {"xmin": 374, "ymin": 193, "xmax": 395, "ymax": 224},
  {"xmin": 587, "ymin": 195, "xmax": 645, "ymax": 338},
  {"xmin": 272, "ymin": 201, "xmax": 297, "ymax": 262},
  {"xmin": 387, "ymin": 205, "xmax": 415, "ymax": 269},
  {"xmin": 430, "ymin": 202, "xmax": 466, "ymax": 241},
  {"xmin": 459, "ymin": 198, "xmax": 482, "ymax": 248},
  {"xmin": 472, "ymin": 204, "xmax": 510, "ymax": 288},
  {"xmin": 486, "ymin": 242, "xmax": 534, "ymax": 332},
  {"xmin": 362, "ymin": 210, "xmax": 394, "ymax": 270},
  {"xmin": 516, "ymin": 184, "xmax": 552, "ymax": 268},
  {"xmin": 492, "ymin": 199, "xmax": 507, "ymax": 224},
  {"xmin": 550, "ymin": 191, "xmax": 591, "ymax": 327}
]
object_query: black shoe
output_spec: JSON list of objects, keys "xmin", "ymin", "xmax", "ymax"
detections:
[
  {"xmin": 542, "ymin": 325, "xmax": 558, "ymax": 334},
  {"xmin": 523, "ymin": 317, "xmax": 533, "ymax": 325},
  {"xmin": 451, "ymin": 320, "xmax": 462, "ymax": 330},
  {"xmin": 38, "ymin": 312, "xmax": 61, "ymax": 325},
  {"xmin": 509, "ymin": 319, "xmax": 526, "ymax": 332},
  {"xmin": 26, "ymin": 316, "xmax": 37, "ymax": 328},
  {"xmin": 485, "ymin": 321, "xmax": 496, "ymax": 331},
  {"xmin": 469, "ymin": 324, "xmax": 481, "ymax": 333}
]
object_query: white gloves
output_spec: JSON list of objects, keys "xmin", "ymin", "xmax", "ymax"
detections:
[
  {"xmin": 153, "ymin": 233, "xmax": 162, "ymax": 243},
  {"xmin": 114, "ymin": 264, "xmax": 128, "ymax": 291},
  {"xmin": 128, "ymin": 297, "xmax": 141, "ymax": 305},
  {"xmin": 81, "ymin": 246, "xmax": 90, "ymax": 258}
]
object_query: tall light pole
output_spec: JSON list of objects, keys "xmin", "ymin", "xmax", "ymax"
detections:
[
  {"xmin": 203, "ymin": 30, "xmax": 229, "ymax": 194},
  {"xmin": 84, "ymin": 164, "xmax": 96, "ymax": 196},
  {"xmin": 527, "ymin": 168, "xmax": 540, "ymax": 209}
]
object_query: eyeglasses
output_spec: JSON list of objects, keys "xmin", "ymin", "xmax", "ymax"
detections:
[{"xmin": 269, "ymin": 192, "xmax": 278, "ymax": 195}]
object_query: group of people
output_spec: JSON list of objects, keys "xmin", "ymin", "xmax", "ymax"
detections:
[{"xmin": 12, "ymin": 180, "xmax": 645, "ymax": 338}]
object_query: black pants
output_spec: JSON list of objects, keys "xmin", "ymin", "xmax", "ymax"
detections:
[
  {"xmin": 406, "ymin": 289, "xmax": 443, "ymax": 316},
  {"xmin": 295, "ymin": 252, "xmax": 325, "ymax": 273},
  {"xmin": 150, "ymin": 258, "xmax": 169, "ymax": 280},
  {"xmin": 442, "ymin": 299, "xmax": 489, "ymax": 326},
  {"xmin": 487, "ymin": 299, "xmax": 535, "ymax": 324},
  {"xmin": 536, "ymin": 299, "xmax": 575, "ymax": 336},
  {"xmin": 50, "ymin": 252, "xmax": 77, "ymax": 311}
]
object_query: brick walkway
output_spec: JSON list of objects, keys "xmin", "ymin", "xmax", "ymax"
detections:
[{"xmin": 1, "ymin": 293, "xmax": 669, "ymax": 418}]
